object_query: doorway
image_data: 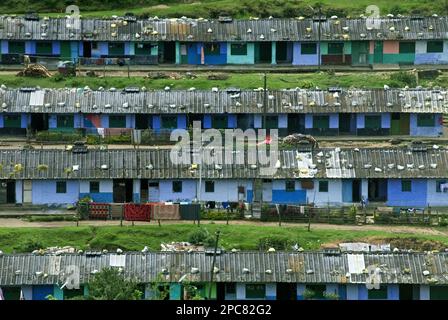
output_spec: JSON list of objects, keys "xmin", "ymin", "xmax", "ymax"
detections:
[
  {"xmin": 352, "ymin": 179, "xmax": 361, "ymax": 202},
  {"xmin": 339, "ymin": 114, "xmax": 354, "ymax": 135},
  {"xmin": 391, "ymin": 113, "xmax": 410, "ymax": 135},
  {"xmin": 0, "ymin": 180, "xmax": 15, "ymax": 204},
  {"xmin": 262, "ymin": 179, "xmax": 273, "ymax": 202},
  {"xmin": 160, "ymin": 42, "xmax": 176, "ymax": 63},
  {"xmin": 256, "ymin": 42, "xmax": 272, "ymax": 63},
  {"xmin": 31, "ymin": 114, "xmax": 48, "ymax": 132},
  {"xmin": 135, "ymin": 114, "xmax": 150, "ymax": 130},
  {"xmin": 148, "ymin": 181, "xmax": 160, "ymax": 202},
  {"xmin": 399, "ymin": 284, "xmax": 415, "ymax": 300},
  {"xmin": 83, "ymin": 42, "xmax": 92, "ymax": 58},
  {"xmin": 276, "ymin": 42, "xmax": 292, "ymax": 63},
  {"xmin": 287, "ymin": 114, "xmax": 304, "ymax": 134},
  {"xmin": 368, "ymin": 179, "xmax": 387, "ymax": 202},
  {"xmin": 140, "ymin": 179, "xmax": 148, "ymax": 203},
  {"xmin": 373, "ymin": 41, "xmax": 383, "ymax": 64},
  {"xmin": 277, "ymin": 283, "xmax": 297, "ymax": 300},
  {"xmin": 113, "ymin": 179, "xmax": 133, "ymax": 203}
]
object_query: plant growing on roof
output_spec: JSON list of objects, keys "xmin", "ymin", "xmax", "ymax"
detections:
[
  {"xmin": 13, "ymin": 163, "xmax": 23, "ymax": 173},
  {"xmin": 64, "ymin": 167, "xmax": 73, "ymax": 177}
]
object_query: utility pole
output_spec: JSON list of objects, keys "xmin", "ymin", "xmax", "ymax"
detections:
[
  {"xmin": 208, "ymin": 230, "xmax": 221, "ymax": 300},
  {"xmin": 317, "ymin": 6, "xmax": 322, "ymax": 72}
]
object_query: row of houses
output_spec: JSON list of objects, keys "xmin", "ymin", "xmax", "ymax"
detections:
[
  {"xmin": 1, "ymin": 251, "xmax": 448, "ymax": 300},
  {"xmin": 0, "ymin": 87, "xmax": 444, "ymax": 137},
  {"xmin": 2, "ymin": 16, "xmax": 448, "ymax": 66},
  {"xmin": 0, "ymin": 147, "xmax": 447, "ymax": 207}
]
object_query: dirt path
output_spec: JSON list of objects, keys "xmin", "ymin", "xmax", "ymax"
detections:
[{"xmin": 0, "ymin": 218, "xmax": 447, "ymax": 236}]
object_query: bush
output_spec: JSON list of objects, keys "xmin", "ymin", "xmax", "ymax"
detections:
[
  {"xmin": 36, "ymin": 130, "xmax": 83, "ymax": 142},
  {"xmin": 187, "ymin": 228, "xmax": 215, "ymax": 247},
  {"xmin": 388, "ymin": 72, "xmax": 417, "ymax": 87},
  {"xmin": 201, "ymin": 209, "xmax": 240, "ymax": 220},
  {"xmin": 257, "ymin": 236, "xmax": 293, "ymax": 251},
  {"xmin": 14, "ymin": 239, "xmax": 44, "ymax": 253}
]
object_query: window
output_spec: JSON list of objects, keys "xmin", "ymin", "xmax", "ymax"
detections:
[
  {"xmin": 204, "ymin": 43, "xmax": 220, "ymax": 55},
  {"xmin": 225, "ymin": 283, "xmax": 236, "ymax": 294},
  {"xmin": 90, "ymin": 181, "xmax": 100, "ymax": 193},
  {"xmin": 134, "ymin": 43, "xmax": 153, "ymax": 55},
  {"xmin": 212, "ymin": 115, "xmax": 227, "ymax": 129},
  {"xmin": 246, "ymin": 284, "xmax": 265, "ymax": 299},
  {"xmin": 368, "ymin": 285, "xmax": 388, "ymax": 300},
  {"xmin": 230, "ymin": 43, "xmax": 247, "ymax": 55},
  {"xmin": 436, "ymin": 180, "xmax": 448, "ymax": 193},
  {"xmin": 108, "ymin": 42, "xmax": 125, "ymax": 56},
  {"xmin": 57, "ymin": 115, "xmax": 74, "ymax": 128},
  {"xmin": 319, "ymin": 181, "xmax": 329, "ymax": 192},
  {"xmin": 8, "ymin": 41, "xmax": 25, "ymax": 54},
  {"xmin": 313, "ymin": 115, "xmax": 329, "ymax": 129},
  {"xmin": 162, "ymin": 116, "xmax": 177, "ymax": 129},
  {"xmin": 401, "ymin": 180, "xmax": 412, "ymax": 192},
  {"xmin": 205, "ymin": 181, "xmax": 215, "ymax": 193},
  {"xmin": 301, "ymin": 43, "xmax": 317, "ymax": 55},
  {"xmin": 265, "ymin": 116, "xmax": 278, "ymax": 129},
  {"xmin": 109, "ymin": 115, "xmax": 126, "ymax": 128},
  {"xmin": 427, "ymin": 41, "xmax": 443, "ymax": 53},
  {"xmin": 328, "ymin": 43, "xmax": 344, "ymax": 55},
  {"xmin": 172, "ymin": 181, "xmax": 182, "ymax": 193},
  {"xmin": 92, "ymin": 42, "xmax": 98, "ymax": 50},
  {"xmin": 365, "ymin": 115, "xmax": 381, "ymax": 129},
  {"xmin": 286, "ymin": 180, "xmax": 295, "ymax": 192},
  {"xmin": 417, "ymin": 114, "xmax": 435, "ymax": 127},
  {"xmin": 56, "ymin": 181, "xmax": 67, "ymax": 194},
  {"xmin": 3, "ymin": 115, "xmax": 21, "ymax": 128},
  {"xmin": 36, "ymin": 41, "xmax": 53, "ymax": 55},
  {"xmin": 399, "ymin": 42, "xmax": 415, "ymax": 54}
]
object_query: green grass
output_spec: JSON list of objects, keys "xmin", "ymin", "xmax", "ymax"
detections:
[
  {"xmin": 0, "ymin": 224, "xmax": 447, "ymax": 253},
  {"xmin": 0, "ymin": 71, "xmax": 438, "ymax": 90},
  {"xmin": 3, "ymin": 0, "xmax": 446, "ymax": 18}
]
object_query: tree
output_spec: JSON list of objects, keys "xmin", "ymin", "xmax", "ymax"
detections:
[{"xmin": 87, "ymin": 268, "xmax": 142, "ymax": 300}]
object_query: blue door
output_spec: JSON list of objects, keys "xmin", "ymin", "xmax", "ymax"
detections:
[{"xmin": 32, "ymin": 285, "xmax": 54, "ymax": 300}]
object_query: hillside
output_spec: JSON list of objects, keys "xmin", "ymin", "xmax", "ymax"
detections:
[{"xmin": 1, "ymin": 0, "xmax": 447, "ymax": 19}]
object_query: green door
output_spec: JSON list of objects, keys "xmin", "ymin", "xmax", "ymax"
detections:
[
  {"xmin": 391, "ymin": 113, "xmax": 401, "ymax": 135},
  {"xmin": 352, "ymin": 41, "xmax": 369, "ymax": 65},
  {"xmin": 374, "ymin": 41, "xmax": 383, "ymax": 63},
  {"xmin": 60, "ymin": 41, "xmax": 72, "ymax": 59}
]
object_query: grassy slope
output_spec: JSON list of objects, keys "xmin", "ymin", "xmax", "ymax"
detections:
[
  {"xmin": 3, "ymin": 0, "xmax": 444, "ymax": 18},
  {"xmin": 0, "ymin": 71, "xmax": 439, "ymax": 90},
  {"xmin": 0, "ymin": 224, "xmax": 447, "ymax": 253}
]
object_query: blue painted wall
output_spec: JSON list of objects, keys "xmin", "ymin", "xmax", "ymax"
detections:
[
  {"xmin": 79, "ymin": 180, "xmax": 113, "ymax": 202},
  {"xmin": 205, "ymin": 42, "xmax": 227, "ymax": 65},
  {"xmin": 271, "ymin": 180, "xmax": 306, "ymax": 204},
  {"xmin": 387, "ymin": 179, "xmax": 428, "ymax": 207},
  {"xmin": 410, "ymin": 113, "xmax": 443, "ymax": 136},
  {"xmin": 203, "ymin": 115, "xmax": 212, "ymax": 129},
  {"xmin": 32, "ymin": 180, "xmax": 79, "ymax": 205},
  {"xmin": 305, "ymin": 114, "xmax": 338, "ymax": 129},
  {"xmin": 426, "ymin": 179, "xmax": 448, "ymax": 206},
  {"xmin": 292, "ymin": 42, "xmax": 319, "ymax": 65},
  {"xmin": 32, "ymin": 285, "xmax": 54, "ymax": 300},
  {"xmin": 228, "ymin": 114, "xmax": 237, "ymax": 128},
  {"xmin": 1, "ymin": 40, "xmax": 8, "ymax": 54},
  {"xmin": 177, "ymin": 114, "xmax": 187, "ymax": 129},
  {"xmin": 25, "ymin": 41, "xmax": 36, "ymax": 55},
  {"xmin": 52, "ymin": 41, "xmax": 61, "ymax": 55}
]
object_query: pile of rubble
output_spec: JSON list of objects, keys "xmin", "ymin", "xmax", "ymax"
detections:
[
  {"xmin": 31, "ymin": 246, "xmax": 77, "ymax": 255},
  {"xmin": 16, "ymin": 64, "xmax": 52, "ymax": 78},
  {"xmin": 160, "ymin": 242, "xmax": 204, "ymax": 252}
]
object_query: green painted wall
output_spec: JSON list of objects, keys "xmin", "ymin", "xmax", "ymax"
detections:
[
  {"xmin": 227, "ymin": 42, "xmax": 255, "ymax": 64},
  {"xmin": 60, "ymin": 41, "xmax": 72, "ymax": 59},
  {"xmin": 54, "ymin": 285, "xmax": 64, "ymax": 300},
  {"xmin": 202, "ymin": 283, "xmax": 217, "ymax": 300},
  {"xmin": 343, "ymin": 42, "xmax": 352, "ymax": 54},
  {"xmin": 151, "ymin": 43, "xmax": 158, "ymax": 56},
  {"xmin": 382, "ymin": 53, "xmax": 415, "ymax": 64},
  {"xmin": 320, "ymin": 42, "xmax": 328, "ymax": 55},
  {"xmin": 84, "ymin": 285, "xmax": 89, "ymax": 297}
]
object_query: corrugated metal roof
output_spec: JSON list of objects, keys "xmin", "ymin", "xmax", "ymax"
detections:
[
  {"xmin": 1, "ymin": 252, "xmax": 447, "ymax": 285},
  {"xmin": 0, "ymin": 16, "xmax": 448, "ymax": 41},
  {"xmin": 0, "ymin": 147, "xmax": 447, "ymax": 180},
  {"xmin": 0, "ymin": 88, "xmax": 446, "ymax": 114}
]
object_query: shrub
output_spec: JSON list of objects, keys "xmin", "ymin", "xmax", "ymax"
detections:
[
  {"xmin": 36, "ymin": 131, "xmax": 83, "ymax": 142},
  {"xmin": 187, "ymin": 228, "xmax": 215, "ymax": 246},
  {"xmin": 201, "ymin": 209, "xmax": 240, "ymax": 220},
  {"xmin": 389, "ymin": 72, "xmax": 417, "ymax": 87},
  {"xmin": 257, "ymin": 236, "xmax": 293, "ymax": 251},
  {"xmin": 14, "ymin": 239, "xmax": 44, "ymax": 253}
]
